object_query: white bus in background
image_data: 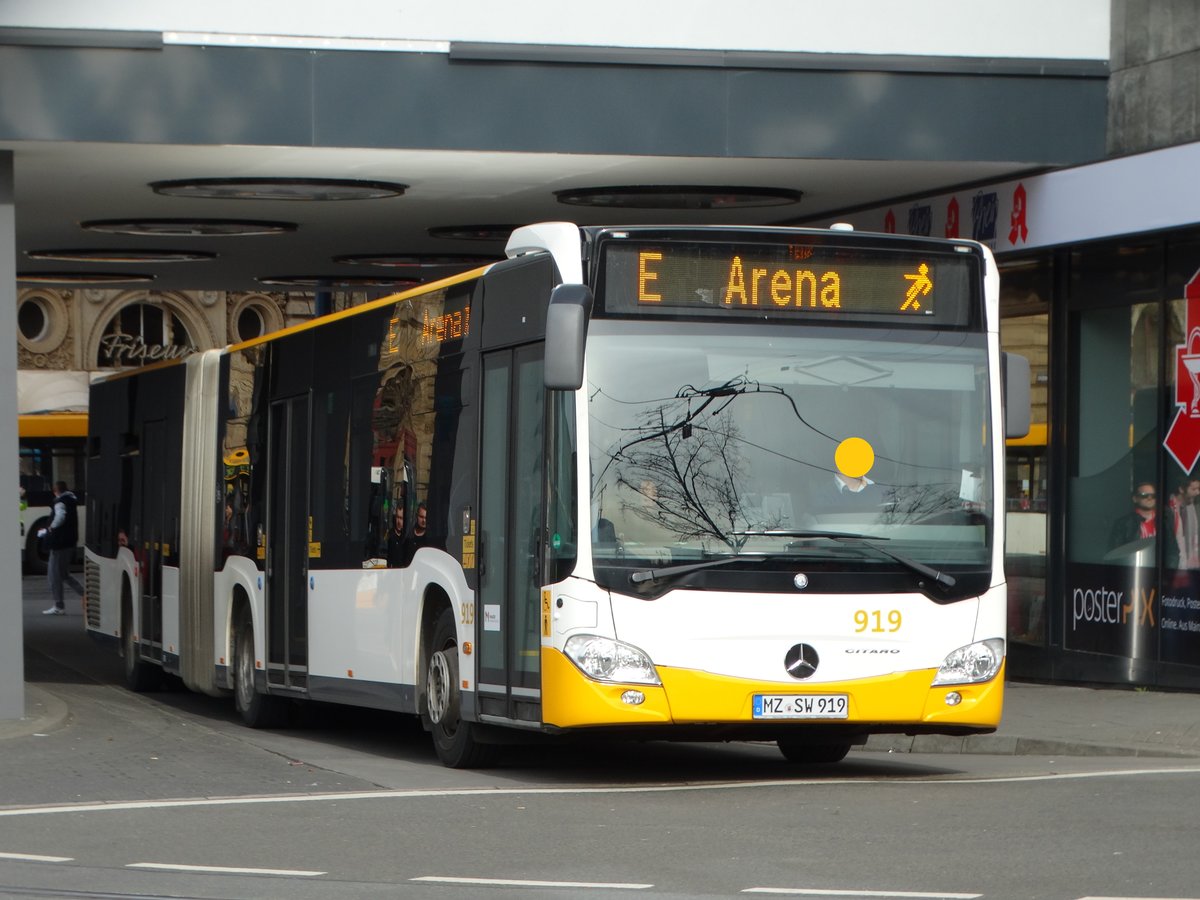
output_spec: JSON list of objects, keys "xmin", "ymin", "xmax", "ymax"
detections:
[{"xmin": 20, "ymin": 412, "xmax": 88, "ymax": 574}]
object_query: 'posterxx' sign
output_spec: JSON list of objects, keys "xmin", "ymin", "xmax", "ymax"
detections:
[{"xmin": 1065, "ymin": 563, "xmax": 1157, "ymax": 658}]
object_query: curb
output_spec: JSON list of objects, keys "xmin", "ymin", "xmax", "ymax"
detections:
[
  {"xmin": 863, "ymin": 733, "xmax": 1200, "ymax": 759},
  {"xmin": 0, "ymin": 685, "xmax": 70, "ymax": 741}
]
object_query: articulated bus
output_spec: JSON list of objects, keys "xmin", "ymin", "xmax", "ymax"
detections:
[
  {"xmin": 84, "ymin": 222, "xmax": 1029, "ymax": 767},
  {"xmin": 20, "ymin": 411, "xmax": 88, "ymax": 574}
]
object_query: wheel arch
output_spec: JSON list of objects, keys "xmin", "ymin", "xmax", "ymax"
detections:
[
  {"xmin": 417, "ymin": 583, "xmax": 455, "ymax": 725},
  {"xmin": 217, "ymin": 558, "xmax": 263, "ymax": 690},
  {"xmin": 225, "ymin": 583, "xmax": 253, "ymax": 687}
]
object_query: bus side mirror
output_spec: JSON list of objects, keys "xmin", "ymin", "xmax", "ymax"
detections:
[
  {"xmin": 1003, "ymin": 352, "xmax": 1031, "ymax": 439},
  {"xmin": 544, "ymin": 284, "xmax": 593, "ymax": 390}
]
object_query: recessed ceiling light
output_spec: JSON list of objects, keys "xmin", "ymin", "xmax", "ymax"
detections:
[
  {"xmin": 256, "ymin": 275, "xmax": 422, "ymax": 288},
  {"xmin": 332, "ymin": 253, "xmax": 496, "ymax": 269},
  {"xmin": 554, "ymin": 186, "xmax": 803, "ymax": 210},
  {"xmin": 26, "ymin": 248, "xmax": 216, "ymax": 263},
  {"xmin": 18, "ymin": 271, "xmax": 156, "ymax": 284},
  {"xmin": 81, "ymin": 219, "xmax": 297, "ymax": 237},
  {"xmin": 428, "ymin": 225, "xmax": 522, "ymax": 242},
  {"xmin": 150, "ymin": 177, "xmax": 407, "ymax": 201}
]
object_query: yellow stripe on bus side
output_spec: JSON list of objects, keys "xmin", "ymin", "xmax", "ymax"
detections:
[{"xmin": 225, "ymin": 266, "xmax": 492, "ymax": 354}]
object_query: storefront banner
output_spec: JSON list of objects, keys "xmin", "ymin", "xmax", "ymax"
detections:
[
  {"xmin": 1068, "ymin": 561, "xmax": 1200, "ymax": 664},
  {"xmin": 812, "ymin": 142, "xmax": 1200, "ymax": 256},
  {"xmin": 1160, "ymin": 578, "xmax": 1200, "ymax": 666},
  {"xmin": 1065, "ymin": 562, "xmax": 1157, "ymax": 659}
]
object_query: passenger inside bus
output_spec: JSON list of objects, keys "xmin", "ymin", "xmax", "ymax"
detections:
[
  {"xmin": 412, "ymin": 501, "xmax": 429, "ymax": 551},
  {"xmin": 387, "ymin": 504, "xmax": 413, "ymax": 568}
]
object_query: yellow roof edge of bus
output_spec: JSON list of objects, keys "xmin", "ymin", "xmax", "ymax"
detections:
[
  {"xmin": 1006, "ymin": 422, "xmax": 1047, "ymax": 447},
  {"xmin": 19, "ymin": 412, "xmax": 89, "ymax": 438},
  {"xmin": 89, "ymin": 264, "xmax": 497, "ymax": 388},
  {"xmin": 226, "ymin": 264, "xmax": 493, "ymax": 354}
]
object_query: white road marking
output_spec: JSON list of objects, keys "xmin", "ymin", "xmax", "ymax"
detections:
[
  {"xmin": 414, "ymin": 875, "xmax": 653, "ymax": 890},
  {"xmin": 0, "ymin": 851, "xmax": 74, "ymax": 862},
  {"xmin": 744, "ymin": 892, "xmax": 979, "ymax": 897},
  {"xmin": 743, "ymin": 888, "xmax": 980, "ymax": 898},
  {"xmin": 0, "ymin": 767, "xmax": 1198, "ymax": 818},
  {"xmin": 127, "ymin": 862, "xmax": 325, "ymax": 877}
]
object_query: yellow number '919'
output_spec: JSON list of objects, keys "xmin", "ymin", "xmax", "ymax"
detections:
[{"xmin": 854, "ymin": 609, "xmax": 902, "ymax": 633}]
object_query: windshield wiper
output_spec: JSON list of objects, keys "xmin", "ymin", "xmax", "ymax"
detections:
[
  {"xmin": 733, "ymin": 529, "xmax": 957, "ymax": 588},
  {"xmin": 629, "ymin": 556, "xmax": 757, "ymax": 585}
]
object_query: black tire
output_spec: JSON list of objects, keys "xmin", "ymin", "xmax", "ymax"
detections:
[
  {"xmin": 233, "ymin": 608, "xmax": 288, "ymax": 729},
  {"xmin": 121, "ymin": 586, "xmax": 162, "ymax": 693},
  {"xmin": 24, "ymin": 517, "xmax": 49, "ymax": 575},
  {"xmin": 425, "ymin": 608, "xmax": 496, "ymax": 768},
  {"xmin": 777, "ymin": 737, "xmax": 852, "ymax": 765}
]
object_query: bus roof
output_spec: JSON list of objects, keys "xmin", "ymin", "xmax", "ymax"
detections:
[{"xmin": 19, "ymin": 412, "xmax": 88, "ymax": 439}]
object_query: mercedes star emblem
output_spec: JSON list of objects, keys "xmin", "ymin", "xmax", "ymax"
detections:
[{"xmin": 784, "ymin": 643, "xmax": 820, "ymax": 679}]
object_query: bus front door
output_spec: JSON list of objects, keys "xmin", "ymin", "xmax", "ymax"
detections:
[
  {"xmin": 266, "ymin": 395, "xmax": 310, "ymax": 692},
  {"xmin": 478, "ymin": 345, "xmax": 545, "ymax": 725}
]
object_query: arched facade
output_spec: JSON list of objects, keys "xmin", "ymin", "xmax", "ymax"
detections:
[
  {"xmin": 14, "ymin": 286, "xmax": 378, "ymax": 414},
  {"xmin": 85, "ymin": 290, "xmax": 217, "ymax": 370},
  {"xmin": 15, "ymin": 287, "xmax": 298, "ymax": 377}
]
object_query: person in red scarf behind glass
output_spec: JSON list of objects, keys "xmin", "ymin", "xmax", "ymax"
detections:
[{"xmin": 1108, "ymin": 481, "xmax": 1162, "ymax": 560}]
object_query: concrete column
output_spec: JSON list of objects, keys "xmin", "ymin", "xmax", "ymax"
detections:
[{"xmin": 0, "ymin": 151, "xmax": 23, "ymax": 720}]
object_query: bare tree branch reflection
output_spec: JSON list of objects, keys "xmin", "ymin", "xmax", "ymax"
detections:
[
  {"xmin": 879, "ymin": 483, "xmax": 977, "ymax": 525},
  {"xmin": 614, "ymin": 401, "xmax": 755, "ymax": 551}
]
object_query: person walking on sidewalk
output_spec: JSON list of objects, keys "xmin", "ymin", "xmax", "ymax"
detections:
[{"xmin": 38, "ymin": 480, "xmax": 83, "ymax": 615}]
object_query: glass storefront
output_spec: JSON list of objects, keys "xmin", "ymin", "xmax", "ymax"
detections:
[
  {"xmin": 1007, "ymin": 227, "xmax": 1200, "ymax": 688},
  {"xmin": 1065, "ymin": 297, "xmax": 1162, "ymax": 663}
]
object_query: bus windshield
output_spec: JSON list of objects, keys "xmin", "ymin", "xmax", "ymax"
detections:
[{"xmin": 586, "ymin": 321, "xmax": 993, "ymax": 588}]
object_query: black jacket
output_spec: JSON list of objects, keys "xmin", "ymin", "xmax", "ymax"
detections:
[{"xmin": 47, "ymin": 491, "xmax": 79, "ymax": 550}]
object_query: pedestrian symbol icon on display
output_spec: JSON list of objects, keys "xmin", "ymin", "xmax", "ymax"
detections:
[{"xmin": 902, "ymin": 263, "xmax": 932, "ymax": 311}]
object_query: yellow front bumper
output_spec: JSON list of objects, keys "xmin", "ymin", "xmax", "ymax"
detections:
[{"xmin": 540, "ymin": 647, "xmax": 1004, "ymax": 731}]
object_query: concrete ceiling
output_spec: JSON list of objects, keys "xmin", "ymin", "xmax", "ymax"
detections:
[{"xmin": 7, "ymin": 140, "xmax": 1033, "ymax": 294}]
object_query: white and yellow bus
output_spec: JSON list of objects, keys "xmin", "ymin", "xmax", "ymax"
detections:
[
  {"xmin": 84, "ymin": 223, "xmax": 1028, "ymax": 767},
  {"xmin": 20, "ymin": 411, "xmax": 88, "ymax": 575}
]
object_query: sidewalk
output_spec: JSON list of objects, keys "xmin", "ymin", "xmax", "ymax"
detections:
[
  {"xmin": 4, "ymin": 569, "xmax": 82, "ymax": 741},
  {"xmin": 9, "ymin": 575, "xmax": 1200, "ymax": 758},
  {"xmin": 865, "ymin": 681, "xmax": 1200, "ymax": 758},
  {"xmin": 0, "ymin": 683, "xmax": 70, "ymax": 741}
]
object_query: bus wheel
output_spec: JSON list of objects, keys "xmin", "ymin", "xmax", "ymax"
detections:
[
  {"xmin": 121, "ymin": 591, "xmax": 161, "ymax": 693},
  {"xmin": 777, "ymin": 738, "xmax": 852, "ymax": 765},
  {"xmin": 24, "ymin": 518, "xmax": 49, "ymax": 575},
  {"xmin": 233, "ymin": 608, "xmax": 287, "ymax": 729},
  {"xmin": 425, "ymin": 608, "xmax": 496, "ymax": 769}
]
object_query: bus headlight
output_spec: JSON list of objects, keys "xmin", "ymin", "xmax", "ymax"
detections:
[
  {"xmin": 931, "ymin": 638, "xmax": 1005, "ymax": 686},
  {"xmin": 564, "ymin": 635, "xmax": 662, "ymax": 686}
]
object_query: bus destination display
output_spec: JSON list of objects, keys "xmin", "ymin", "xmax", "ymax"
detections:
[{"xmin": 601, "ymin": 241, "xmax": 976, "ymax": 326}]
